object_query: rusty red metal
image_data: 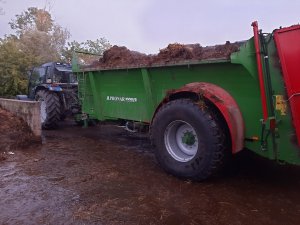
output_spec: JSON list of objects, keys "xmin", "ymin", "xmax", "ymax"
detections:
[
  {"xmin": 252, "ymin": 21, "xmax": 269, "ymax": 122},
  {"xmin": 274, "ymin": 24, "xmax": 300, "ymax": 146},
  {"xmin": 165, "ymin": 82, "xmax": 245, "ymax": 154}
]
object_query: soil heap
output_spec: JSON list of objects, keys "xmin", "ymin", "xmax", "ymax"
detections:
[
  {"xmin": 0, "ymin": 107, "xmax": 39, "ymax": 160},
  {"xmin": 90, "ymin": 41, "xmax": 241, "ymax": 69}
]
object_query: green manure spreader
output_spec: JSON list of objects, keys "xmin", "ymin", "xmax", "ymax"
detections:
[{"xmin": 73, "ymin": 22, "xmax": 300, "ymax": 180}]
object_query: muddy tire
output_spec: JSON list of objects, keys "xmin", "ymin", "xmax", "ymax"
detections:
[
  {"xmin": 35, "ymin": 90, "xmax": 61, "ymax": 130},
  {"xmin": 151, "ymin": 99, "xmax": 226, "ymax": 181}
]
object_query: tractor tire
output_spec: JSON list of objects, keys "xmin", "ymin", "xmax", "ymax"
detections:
[
  {"xmin": 151, "ymin": 99, "xmax": 226, "ymax": 181},
  {"xmin": 35, "ymin": 90, "xmax": 61, "ymax": 130}
]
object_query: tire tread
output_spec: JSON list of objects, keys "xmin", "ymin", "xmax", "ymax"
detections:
[{"xmin": 151, "ymin": 99, "xmax": 227, "ymax": 181}]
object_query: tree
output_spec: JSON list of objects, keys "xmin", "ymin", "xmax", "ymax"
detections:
[
  {"xmin": 63, "ymin": 38, "xmax": 111, "ymax": 64},
  {"xmin": 9, "ymin": 7, "xmax": 53, "ymax": 34},
  {"xmin": 9, "ymin": 7, "xmax": 70, "ymax": 65},
  {"xmin": 0, "ymin": 7, "xmax": 110, "ymax": 97},
  {"xmin": 0, "ymin": 37, "xmax": 32, "ymax": 97},
  {"xmin": 0, "ymin": 7, "xmax": 70, "ymax": 97}
]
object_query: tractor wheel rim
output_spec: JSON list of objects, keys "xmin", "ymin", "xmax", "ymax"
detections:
[
  {"xmin": 40, "ymin": 100, "xmax": 47, "ymax": 123},
  {"xmin": 164, "ymin": 120, "xmax": 198, "ymax": 162}
]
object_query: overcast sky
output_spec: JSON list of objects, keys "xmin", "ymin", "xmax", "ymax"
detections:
[{"xmin": 0, "ymin": 0, "xmax": 299, "ymax": 54}]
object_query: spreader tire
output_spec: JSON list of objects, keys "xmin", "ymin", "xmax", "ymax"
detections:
[
  {"xmin": 36, "ymin": 90, "xmax": 61, "ymax": 130},
  {"xmin": 151, "ymin": 99, "xmax": 226, "ymax": 181}
]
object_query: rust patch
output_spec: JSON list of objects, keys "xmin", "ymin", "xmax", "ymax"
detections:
[{"xmin": 208, "ymin": 94, "xmax": 223, "ymax": 103}]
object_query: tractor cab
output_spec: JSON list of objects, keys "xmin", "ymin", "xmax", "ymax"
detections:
[{"xmin": 28, "ymin": 62, "xmax": 77, "ymax": 99}]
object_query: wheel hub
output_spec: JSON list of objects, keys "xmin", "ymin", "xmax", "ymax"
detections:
[
  {"xmin": 164, "ymin": 120, "xmax": 198, "ymax": 162},
  {"xmin": 182, "ymin": 131, "xmax": 196, "ymax": 146}
]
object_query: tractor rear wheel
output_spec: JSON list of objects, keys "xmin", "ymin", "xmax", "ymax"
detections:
[
  {"xmin": 35, "ymin": 90, "xmax": 61, "ymax": 129},
  {"xmin": 151, "ymin": 99, "xmax": 226, "ymax": 181}
]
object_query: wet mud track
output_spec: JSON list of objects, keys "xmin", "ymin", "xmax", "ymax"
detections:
[{"xmin": 1, "ymin": 121, "xmax": 300, "ymax": 225}]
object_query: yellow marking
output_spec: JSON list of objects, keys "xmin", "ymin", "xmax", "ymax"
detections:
[
  {"xmin": 251, "ymin": 136, "xmax": 259, "ymax": 141},
  {"xmin": 274, "ymin": 95, "xmax": 287, "ymax": 115}
]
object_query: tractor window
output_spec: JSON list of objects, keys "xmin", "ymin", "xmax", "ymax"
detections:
[
  {"xmin": 30, "ymin": 67, "xmax": 46, "ymax": 85},
  {"xmin": 68, "ymin": 72, "xmax": 77, "ymax": 83},
  {"xmin": 53, "ymin": 67, "xmax": 77, "ymax": 83},
  {"xmin": 45, "ymin": 66, "xmax": 52, "ymax": 83},
  {"xmin": 53, "ymin": 69, "xmax": 68, "ymax": 83}
]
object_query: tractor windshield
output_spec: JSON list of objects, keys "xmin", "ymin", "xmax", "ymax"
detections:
[{"xmin": 53, "ymin": 66, "xmax": 77, "ymax": 84}]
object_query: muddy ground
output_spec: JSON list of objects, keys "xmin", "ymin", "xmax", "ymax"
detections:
[{"xmin": 1, "ymin": 111, "xmax": 300, "ymax": 225}]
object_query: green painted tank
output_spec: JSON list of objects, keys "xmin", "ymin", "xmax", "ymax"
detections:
[{"xmin": 73, "ymin": 22, "xmax": 300, "ymax": 180}]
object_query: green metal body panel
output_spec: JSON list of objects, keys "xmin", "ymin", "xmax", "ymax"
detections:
[{"xmin": 74, "ymin": 34, "xmax": 300, "ymax": 165}]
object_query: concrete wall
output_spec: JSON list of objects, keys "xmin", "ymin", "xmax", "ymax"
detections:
[{"xmin": 0, "ymin": 98, "xmax": 41, "ymax": 136}]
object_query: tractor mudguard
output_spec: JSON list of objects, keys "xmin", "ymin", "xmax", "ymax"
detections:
[{"xmin": 159, "ymin": 82, "xmax": 245, "ymax": 154}]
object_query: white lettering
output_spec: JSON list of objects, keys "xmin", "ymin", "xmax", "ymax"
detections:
[{"xmin": 106, "ymin": 96, "xmax": 138, "ymax": 103}]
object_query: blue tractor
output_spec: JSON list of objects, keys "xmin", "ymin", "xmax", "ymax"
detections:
[{"xmin": 18, "ymin": 62, "xmax": 80, "ymax": 129}]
